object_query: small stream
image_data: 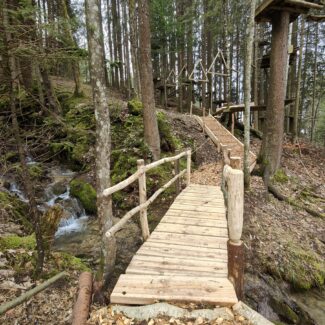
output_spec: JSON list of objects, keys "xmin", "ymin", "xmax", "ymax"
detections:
[{"xmin": 6, "ymin": 163, "xmax": 100, "ymax": 260}]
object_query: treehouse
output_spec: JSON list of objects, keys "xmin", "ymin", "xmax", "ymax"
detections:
[{"xmin": 256, "ymin": 0, "xmax": 324, "ymax": 23}]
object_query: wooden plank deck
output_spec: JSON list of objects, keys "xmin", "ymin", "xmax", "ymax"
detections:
[
  {"xmin": 110, "ymin": 184, "xmax": 238, "ymax": 306},
  {"xmin": 194, "ymin": 115, "xmax": 257, "ymax": 172}
]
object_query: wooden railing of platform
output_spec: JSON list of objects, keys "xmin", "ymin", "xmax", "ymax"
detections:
[{"xmin": 102, "ymin": 150, "xmax": 192, "ymax": 241}]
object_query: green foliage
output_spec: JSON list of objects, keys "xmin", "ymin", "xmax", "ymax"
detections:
[
  {"xmin": 51, "ymin": 252, "xmax": 90, "ymax": 272},
  {"xmin": 0, "ymin": 191, "xmax": 32, "ymax": 232},
  {"xmin": 265, "ymin": 242, "xmax": 325, "ymax": 290},
  {"xmin": 272, "ymin": 169, "xmax": 289, "ymax": 184},
  {"xmin": 28, "ymin": 163, "xmax": 46, "ymax": 180},
  {"xmin": 127, "ymin": 99, "xmax": 143, "ymax": 116},
  {"xmin": 70, "ymin": 179, "xmax": 97, "ymax": 214},
  {"xmin": 0, "ymin": 234, "xmax": 36, "ymax": 251}
]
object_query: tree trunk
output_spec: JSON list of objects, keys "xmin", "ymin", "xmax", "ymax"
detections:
[
  {"xmin": 293, "ymin": 17, "xmax": 305, "ymax": 142},
  {"xmin": 85, "ymin": 0, "xmax": 116, "ymax": 284},
  {"xmin": 310, "ymin": 22, "xmax": 319, "ymax": 142},
  {"xmin": 259, "ymin": 11, "xmax": 290, "ymax": 182},
  {"xmin": 138, "ymin": 0, "xmax": 161, "ymax": 160},
  {"xmin": 244, "ymin": 0, "xmax": 256, "ymax": 188},
  {"xmin": 1, "ymin": 0, "xmax": 45, "ymax": 275}
]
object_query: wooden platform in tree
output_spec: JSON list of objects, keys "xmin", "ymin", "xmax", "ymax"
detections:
[
  {"xmin": 110, "ymin": 184, "xmax": 238, "ymax": 306},
  {"xmin": 215, "ymin": 99, "xmax": 295, "ymax": 115},
  {"xmin": 255, "ymin": 0, "xmax": 324, "ymax": 23},
  {"xmin": 194, "ymin": 115, "xmax": 257, "ymax": 172}
]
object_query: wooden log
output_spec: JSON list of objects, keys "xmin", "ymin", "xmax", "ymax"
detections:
[
  {"xmin": 186, "ymin": 150, "xmax": 191, "ymax": 186},
  {"xmin": 268, "ymin": 184, "xmax": 324, "ymax": 219},
  {"xmin": 223, "ymin": 165, "xmax": 244, "ymax": 243},
  {"xmin": 103, "ymin": 151, "xmax": 187, "ymax": 197},
  {"xmin": 103, "ymin": 169, "xmax": 142, "ymax": 197},
  {"xmin": 285, "ymin": 0, "xmax": 323, "ymax": 10},
  {"xmin": 106, "ymin": 170, "xmax": 186, "ymax": 238},
  {"xmin": 228, "ymin": 240, "xmax": 244, "ymax": 300},
  {"xmin": 72, "ymin": 272, "xmax": 93, "ymax": 325},
  {"xmin": 0, "ymin": 271, "xmax": 67, "ymax": 315},
  {"xmin": 144, "ymin": 151, "xmax": 187, "ymax": 172},
  {"xmin": 190, "ymin": 101, "xmax": 193, "ymax": 116},
  {"xmin": 137, "ymin": 159, "xmax": 150, "ymax": 240}
]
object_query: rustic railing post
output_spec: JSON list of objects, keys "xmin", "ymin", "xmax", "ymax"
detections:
[
  {"xmin": 137, "ymin": 159, "xmax": 150, "ymax": 241},
  {"xmin": 174, "ymin": 152, "xmax": 181, "ymax": 195},
  {"xmin": 186, "ymin": 149, "xmax": 191, "ymax": 186},
  {"xmin": 224, "ymin": 162, "xmax": 244, "ymax": 300},
  {"xmin": 190, "ymin": 101, "xmax": 193, "ymax": 116}
]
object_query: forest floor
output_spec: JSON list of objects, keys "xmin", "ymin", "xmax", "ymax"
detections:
[{"xmin": 1, "ymin": 80, "xmax": 324, "ymax": 324}]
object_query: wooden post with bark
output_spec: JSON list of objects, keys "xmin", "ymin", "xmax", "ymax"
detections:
[
  {"xmin": 137, "ymin": 159, "xmax": 150, "ymax": 240},
  {"xmin": 174, "ymin": 152, "xmax": 181, "ymax": 195},
  {"xmin": 186, "ymin": 149, "xmax": 191, "ymax": 186},
  {"xmin": 223, "ymin": 162, "xmax": 244, "ymax": 300}
]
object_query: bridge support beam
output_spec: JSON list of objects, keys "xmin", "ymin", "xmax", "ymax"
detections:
[{"xmin": 228, "ymin": 240, "xmax": 244, "ymax": 300}]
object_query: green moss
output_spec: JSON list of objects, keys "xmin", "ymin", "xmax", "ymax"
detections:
[
  {"xmin": 128, "ymin": 99, "xmax": 143, "ymax": 116},
  {"xmin": 70, "ymin": 179, "xmax": 97, "ymax": 214},
  {"xmin": 0, "ymin": 191, "xmax": 32, "ymax": 232},
  {"xmin": 157, "ymin": 111, "xmax": 181, "ymax": 152},
  {"xmin": 270, "ymin": 298, "xmax": 299, "ymax": 323},
  {"xmin": 0, "ymin": 234, "xmax": 36, "ymax": 251},
  {"xmin": 265, "ymin": 243, "xmax": 325, "ymax": 290},
  {"xmin": 28, "ymin": 163, "xmax": 46, "ymax": 180},
  {"xmin": 52, "ymin": 252, "xmax": 90, "ymax": 272},
  {"xmin": 272, "ymin": 169, "xmax": 289, "ymax": 184}
]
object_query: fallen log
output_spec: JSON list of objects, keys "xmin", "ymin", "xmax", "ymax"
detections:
[
  {"xmin": 72, "ymin": 272, "xmax": 93, "ymax": 325},
  {"xmin": 268, "ymin": 184, "xmax": 324, "ymax": 219},
  {"xmin": 0, "ymin": 271, "xmax": 67, "ymax": 315}
]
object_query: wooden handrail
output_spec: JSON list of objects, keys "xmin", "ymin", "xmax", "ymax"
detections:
[
  {"xmin": 102, "ymin": 151, "xmax": 188, "ymax": 197},
  {"xmin": 105, "ymin": 169, "xmax": 186, "ymax": 239},
  {"xmin": 103, "ymin": 149, "xmax": 192, "ymax": 240}
]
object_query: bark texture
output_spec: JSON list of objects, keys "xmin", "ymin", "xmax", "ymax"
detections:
[
  {"xmin": 260, "ymin": 11, "xmax": 290, "ymax": 182},
  {"xmin": 138, "ymin": 0, "xmax": 161, "ymax": 160},
  {"xmin": 85, "ymin": 0, "xmax": 116, "ymax": 281}
]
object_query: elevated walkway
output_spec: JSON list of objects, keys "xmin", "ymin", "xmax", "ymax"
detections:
[
  {"xmin": 111, "ymin": 184, "xmax": 237, "ymax": 306},
  {"xmin": 194, "ymin": 115, "xmax": 257, "ymax": 172}
]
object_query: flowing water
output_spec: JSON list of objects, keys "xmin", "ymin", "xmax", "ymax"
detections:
[{"xmin": 7, "ymin": 164, "xmax": 100, "ymax": 260}]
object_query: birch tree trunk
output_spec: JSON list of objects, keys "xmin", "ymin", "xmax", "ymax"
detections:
[
  {"xmin": 243, "ymin": 0, "xmax": 256, "ymax": 188},
  {"xmin": 138, "ymin": 0, "xmax": 161, "ymax": 160},
  {"xmin": 85, "ymin": 0, "xmax": 116, "ymax": 284}
]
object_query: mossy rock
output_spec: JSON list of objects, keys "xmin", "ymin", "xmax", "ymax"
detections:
[
  {"xmin": 270, "ymin": 298, "xmax": 299, "ymax": 324},
  {"xmin": 0, "ymin": 191, "xmax": 32, "ymax": 232},
  {"xmin": 0, "ymin": 234, "xmax": 36, "ymax": 251},
  {"xmin": 272, "ymin": 169, "xmax": 289, "ymax": 184},
  {"xmin": 265, "ymin": 242, "xmax": 325, "ymax": 290},
  {"xmin": 157, "ymin": 111, "xmax": 181, "ymax": 152},
  {"xmin": 70, "ymin": 179, "xmax": 96, "ymax": 214},
  {"xmin": 128, "ymin": 99, "xmax": 143, "ymax": 116}
]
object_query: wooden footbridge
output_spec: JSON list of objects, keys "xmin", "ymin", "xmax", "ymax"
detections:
[{"xmin": 103, "ymin": 114, "xmax": 256, "ymax": 307}]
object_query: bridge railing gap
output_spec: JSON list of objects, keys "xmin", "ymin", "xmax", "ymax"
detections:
[{"xmin": 102, "ymin": 149, "xmax": 192, "ymax": 242}]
